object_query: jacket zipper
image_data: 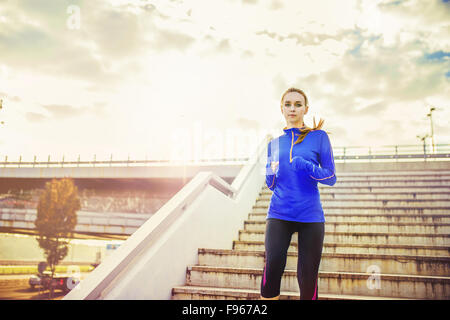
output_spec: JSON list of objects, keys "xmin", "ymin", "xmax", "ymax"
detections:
[
  {"xmin": 269, "ymin": 130, "xmax": 297, "ymax": 189},
  {"xmin": 289, "ymin": 131, "xmax": 294, "ymax": 163}
]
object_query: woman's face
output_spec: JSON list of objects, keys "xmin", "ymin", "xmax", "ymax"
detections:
[{"xmin": 281, "ymin": 91, "xmax": 308, "ymax": 126}]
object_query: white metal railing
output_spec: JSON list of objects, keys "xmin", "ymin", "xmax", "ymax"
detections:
[
  {"xmin": 62, "ymin": 134, "xmax": 271, "ymax": 300},
  {"xmin": 1, "ymin": 143, "xmax": 448, "ymax": 168},
  {"xmin": 0, "ymin": 155, "xmax": 250, "ymax": 168},
  {"xmin": 334, "ymin": 143, "xmax": 450, "ymax": 162}
]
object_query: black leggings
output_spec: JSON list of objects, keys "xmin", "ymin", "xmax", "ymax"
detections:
[{"xmin": 260, "ymin": 218, "xmax": 325, "ymax": 299}]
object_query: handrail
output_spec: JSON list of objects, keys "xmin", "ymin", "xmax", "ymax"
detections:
[
  {"xmin": 334, "ymin": 143, "xmax": 450, "ymax": 149},
  {"xmin": 335, "ymin": 154, "xmax": 450, "ymax": 160},
  {"xmin": 231, "ymin": 134, "xmax": 271, "ymax": 197},
  {"xmin": 63, "ymin": 134, "xmax": 271, "ymax": 300}
]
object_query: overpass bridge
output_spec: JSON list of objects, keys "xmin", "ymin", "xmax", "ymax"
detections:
[
  {"xmin": 0, "ymin": 160, "xmax": 246, "ymax": 238},
  {"xmin": 1, "ymin": 137, "xmax": 449, "ymax": 299},
  {"xmin": 2, "ymin": 160, "xmax": 450, "ymax": 239},
  {"xmin": 1, "ymin": 142, "xmax": 449, "ymax": 240}
]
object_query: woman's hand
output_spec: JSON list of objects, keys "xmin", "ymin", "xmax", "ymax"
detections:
[
  {"xmin": 291, "ymin": 156, "xmax": 312, "ymax": 172},
  {"xmin": 270, "ymin": 161, "xmax": 279, "ymax": 174}
]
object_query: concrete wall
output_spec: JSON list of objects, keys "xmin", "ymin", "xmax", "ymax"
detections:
[
  {"xmin": 93, "ymin": 166, "xmax": 264, "ymax": 299},
  {"xmin": 0, "ymin": 233, "xmax": 122, "ymax": 264},
  {"xmin": 63, "ymin": 152, "xmax": 267, "ymax": 300}
]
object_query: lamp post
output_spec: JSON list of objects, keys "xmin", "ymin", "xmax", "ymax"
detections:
[
  {"xmin": 416, "ymin": 134, "xmax": 430, "ymax": 161},
  {"xmin": 426, "ymin": 106, "xmax": 436, "ymax": 153}
]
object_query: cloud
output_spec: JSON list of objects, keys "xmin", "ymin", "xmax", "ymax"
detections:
[
  {"xmin": 0, "ymin": 21, "xmax": 59, "ymax": 69},
  {"xmin": 150, "ymin": 28, "xmax": 197, "ymax": 52},
  {"xmin": 0, "ymin": 3, "xmax": 112, "ymax": 88},
  {"xmin": 81, "ymin": 3, "xmax": 146, "ymax": 59},
  {"xmin": 0, "ymin": 92, "xmax": 21, "ymax": 102},
  {"xmin": 25, "ymin": 112, "xmax": 48, "ymax": 123},
  {"xmin": 1, "ymin": 0, "xmax": 449, "ymax": 158},
  {"xmin": 269, "ymin": 0, "xmax": 284, "ymax": 10},
  {"xmin": 216, "ymin": 38, "xmax": 233, "ymax": 53},
  {"xmin": 354, "ymin": 100, "xmax": 389, "ymax": 116},
  {"xmin": 240, "ymin": 49, "xmax": 254, "ymax": 59},
  {"xmin": 297, "ymin": 28, "xmax": 449, "ymax": 115},
  {"xmin": 243, "ymin": 0, "xmax": 259, "ymax": 5},
  {"xmin": 357, "ymin": 0, "xmax": 450, "ymax": 50},
  {"xmin": 0, "ymin": 0, "xmax": 198, "ymax": 91},
  {"xmin": 255, "ymin": 29, "xmax": 351, "ymax": 47},
  {"xmin": 40, "ymin": 104, "xmax": 89, "ymax": 119},
  {"xmin": 271, "ymin": 74, "xmax": 289, "ymax": 99},
  {"xmin": 236, "ymin": 117, "xmax": 261, "ymax": 130}
]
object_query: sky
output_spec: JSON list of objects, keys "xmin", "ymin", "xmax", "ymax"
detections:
[{"xmin": 0, "ymin": 0, "xmax": 449, "ymax": 163}]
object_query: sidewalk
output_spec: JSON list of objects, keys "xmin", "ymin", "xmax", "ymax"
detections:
[
  {"xmin": 0, "ymin": 264, "xmax": 95, "ymax": 275},
  {"xmin": 0, "ymin": 273, "xmax": 92, "ymax": 286}
]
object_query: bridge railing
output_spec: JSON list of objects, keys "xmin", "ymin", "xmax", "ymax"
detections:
[
  {"xmin": 0, "ymin": 156, "xmax": 251, "ymax": 168},
  {"xmin": 334, "ymin": 143, "xmax": 450, "ymax": 162},
  {"xmin": 1, "ymin": 143, "xmax": 449, "ymax": 168}
]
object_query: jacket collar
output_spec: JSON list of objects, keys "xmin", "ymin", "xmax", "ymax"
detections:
[{"xmin": 283, "ymin": 126, "xmax": 306, "ymax": 135}]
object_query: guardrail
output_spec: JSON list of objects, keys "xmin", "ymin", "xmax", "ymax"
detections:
[
  {"xmin": 0, "ymin": 156, "xmax": 251, "ymax": 168},
  {"xmin": 63, "ymin": 134, "xmax": 271, "ymax": 300},
  {"xmin": 335, "ymin": 144, "xmax": 450, "ymax": 162},
  {"xmin": 1, "ymin": 144, "xmax": 448, "ymax": 167}
]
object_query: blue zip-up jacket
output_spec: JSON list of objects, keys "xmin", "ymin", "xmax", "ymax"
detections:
[{"xmin": 265, "ymin": 126, "xmax": 337, "ymax": 222}]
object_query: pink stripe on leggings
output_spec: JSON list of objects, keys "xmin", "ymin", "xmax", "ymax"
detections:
[
  {"xmin": 312, "ymin": 278, "xmax": 318, "ymax": 300},
  {"xmin": 263, "ymin": 262, "xmax": 267, "ymax": 286}
]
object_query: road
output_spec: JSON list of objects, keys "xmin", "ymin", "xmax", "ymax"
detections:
[{"xmin": 0, "ymin": 273, "xmax": 91, "ymax": 300}]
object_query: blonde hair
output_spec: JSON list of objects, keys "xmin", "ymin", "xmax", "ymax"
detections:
[{"xmin": 281, "ymin": 87, "xmax": 329, "ymax": 145}]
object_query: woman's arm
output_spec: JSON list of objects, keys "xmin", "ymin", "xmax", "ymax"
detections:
[
  {"xmin": 265, "ymin": 141, "xmax": 277, "ymax": 191},
  {"xmin": 291, "ymin": 131, "xmax": 337, "ymax": 186}
]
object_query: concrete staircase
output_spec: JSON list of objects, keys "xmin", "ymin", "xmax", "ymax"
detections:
[{"xmin": 172, "ymin": 170, "xmax": 450, "ymax": 300}]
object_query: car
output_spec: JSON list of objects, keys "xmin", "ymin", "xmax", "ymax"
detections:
[
  {"xmin": 29, "ymin": 271, "xmax": 80, "ymax": 293},
  {"xmin": 28, "ymin": 274, "xmax": 41, "ymax": 289}
]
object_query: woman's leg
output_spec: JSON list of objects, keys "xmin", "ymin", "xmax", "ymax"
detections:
[
  {"xmin": 296, "ymin": 222, "xmax": 325, "ymax": 300},
  {"xmin": 260, "ymin": 218, "xmax": 294, "ymax": 299}
]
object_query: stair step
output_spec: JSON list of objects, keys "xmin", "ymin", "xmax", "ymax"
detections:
[
  {"xmin": 255, "ymin": 199, "xmax": 450, "ymax": 208},
  {"xmin": 197, "ymin": 248, "xmax": 450, "ymax": 276},
  {"xmin": 249, "ymin": 213, "xmax": 450, "ymax": 223},
  {"xmin": 268, "ymin": 180, "xmax": 450, "ymax": 187},
  {"xmin": 261, "ymin": 186, "xmax": 450, "ymax": 194},
  {"xmin": 331, "ymin": 176, "xmax": 450, "ymax": 181},
  {"xmin": 186, "ymin": 265, "xmax": 450, "ymax": 299},
  {"xmin": 232, "ymin": 241, "xmax": 450, "ymax": 257},
  {"xmin": 238, "ymin": 230, "xmax": 450, "ymax": 246},
  {"xmin": 171, "ymin": 285, "xmax": 417, "ymax": 300},
  {"xmin": 172, "ymin": 169, "xmax": 450, "ymax": 301},
  {"xmin": 251, "ymin": 207, "xmax": 450, "ymax": 215},
  {"xmin": 259, "ymin": 192, "xmax": 450, "ymax": 201},
  {"xmin": 243, "ymin": 220, "xmax": 450, "ymax": 234},
  {"xmin": 317, "ymin": 171, "xmax": 450, "ymax": 177}
]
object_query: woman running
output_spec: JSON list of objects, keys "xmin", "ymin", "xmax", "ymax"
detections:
[{"xmin": 260, "ymin": 87, "xmax": 337, "ymax": 300}]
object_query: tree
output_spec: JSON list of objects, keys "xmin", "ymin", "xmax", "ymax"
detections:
[{"xmin": 35, "ymin": 177, "xmax": 80, "ymax": 298}]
